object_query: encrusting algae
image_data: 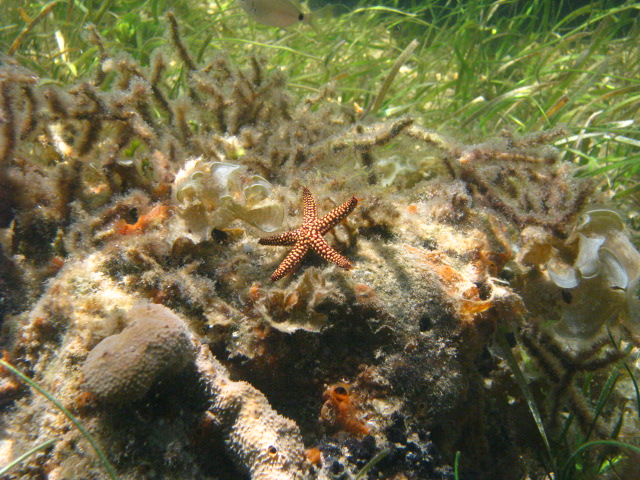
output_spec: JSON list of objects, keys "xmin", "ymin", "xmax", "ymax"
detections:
[{"xmin": 1, "ymin": 11, "xmax": 639, "ymax": 480}]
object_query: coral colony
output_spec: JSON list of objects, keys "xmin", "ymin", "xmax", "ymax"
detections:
[{"xmin": 1, "ymin": 13, "xmax": 640, "ymax": 480}]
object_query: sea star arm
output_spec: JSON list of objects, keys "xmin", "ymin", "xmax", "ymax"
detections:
[
  {"xmin": 258, "ymin": 230, "xmax": 300, "ymax": 246},
  {"xmin": 310, "ymin": 235, "xmax": 353, "ymax": 270},
  {"xmin": 318, "ymin": 195, "xmax": 358, "ymax": 234},
  {"xmin": 270, "ymin": 242, "xmax": 310, "ymax": 281},
  {"xmin": 302, "ymin": 187, "xmax": 317, "ymax": 224}
]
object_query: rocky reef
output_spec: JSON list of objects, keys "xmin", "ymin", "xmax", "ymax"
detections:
[{"xmin": 1, "ymin": 14, "xmax": 639, "ymax": 480}]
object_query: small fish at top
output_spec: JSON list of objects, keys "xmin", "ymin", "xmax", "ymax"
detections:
[{"xmin": 236, "ymin": 0, "xmax": 329, "ymax": 28}]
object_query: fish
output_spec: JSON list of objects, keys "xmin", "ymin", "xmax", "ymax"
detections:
[{"xmin": 236, "ymin": 0, "xmax": 327, "ymax": 28}]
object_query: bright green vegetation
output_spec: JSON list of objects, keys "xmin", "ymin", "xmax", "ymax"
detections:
[{"xmin": 1, "ymin": 0, "xmax": 638, "ymax": 202}]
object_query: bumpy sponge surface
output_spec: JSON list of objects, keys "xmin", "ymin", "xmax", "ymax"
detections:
[
  {"xmin": 196, "ymin": 346, "xmax": 306, "ymax": 480},
  {"xmin": 82, "ymin": 303, "xmax": 195, "ymax": 403}
]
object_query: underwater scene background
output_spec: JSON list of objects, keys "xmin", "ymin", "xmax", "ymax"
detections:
[{"xmin": 1, "ymin": 1, "xmax": 639, "ymax": 479}]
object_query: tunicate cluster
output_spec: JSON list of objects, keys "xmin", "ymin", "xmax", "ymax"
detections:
[
  {"xmin": 546, "ymin": 208, "xmax": 640, "ymax": 341},
  {"xmin": 376, "ymin": 155, "xmax": 420, "ymax": 188},
  {"xmin": 172, "ymin": 158, "xmax": 284, "ymax": 241}
]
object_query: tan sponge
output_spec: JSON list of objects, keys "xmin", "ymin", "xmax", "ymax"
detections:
[{"xmin": 82, "ymin": 303, "xmax": 195, "ymax": 403}]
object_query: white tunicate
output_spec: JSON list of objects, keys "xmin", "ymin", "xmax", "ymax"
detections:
[
  {"xmin": 172, "ymin": 157, "xmax": 283, "ymax": 241},
  {"xmin": 574, "ymin": 233, "xmax": 604, "ymax": 279},
  {"xmin": 600, "ymin": 248, "xmax": 629, "ymax": 290},
  {"xmin": 210, "ymin": 162, "xmax": 242, "ymax": 189},
  {"xmin": 547, "ymin": 257, "xmax": 579, "ymax": 289},
  {"xmin": 243, "ymin": 177, "xmax": 272, "ymax": 205},
  {"xmin": 554, "ymin": 277, "xmax": 625, "ymax": 340},
  {"xmin": 577, "ymin": 208, "xmax": 625, "ymax": 234},
  {"xmin": 547, "ymin": 207, "xmax": 640, "ymax": 343},
  {"xmin": 230, "ymin": 201, "xmax": 284, "ymax": 232}
]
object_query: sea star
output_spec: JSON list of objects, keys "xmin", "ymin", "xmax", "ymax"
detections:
[{"xmin": 259, "ymin": 187, "xmax": 358, "ymax": 281}]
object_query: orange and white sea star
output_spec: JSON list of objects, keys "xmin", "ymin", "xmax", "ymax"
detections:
[{"xmin": 259, "ymin": 187, "xmax": 358, "ymax": 281}]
